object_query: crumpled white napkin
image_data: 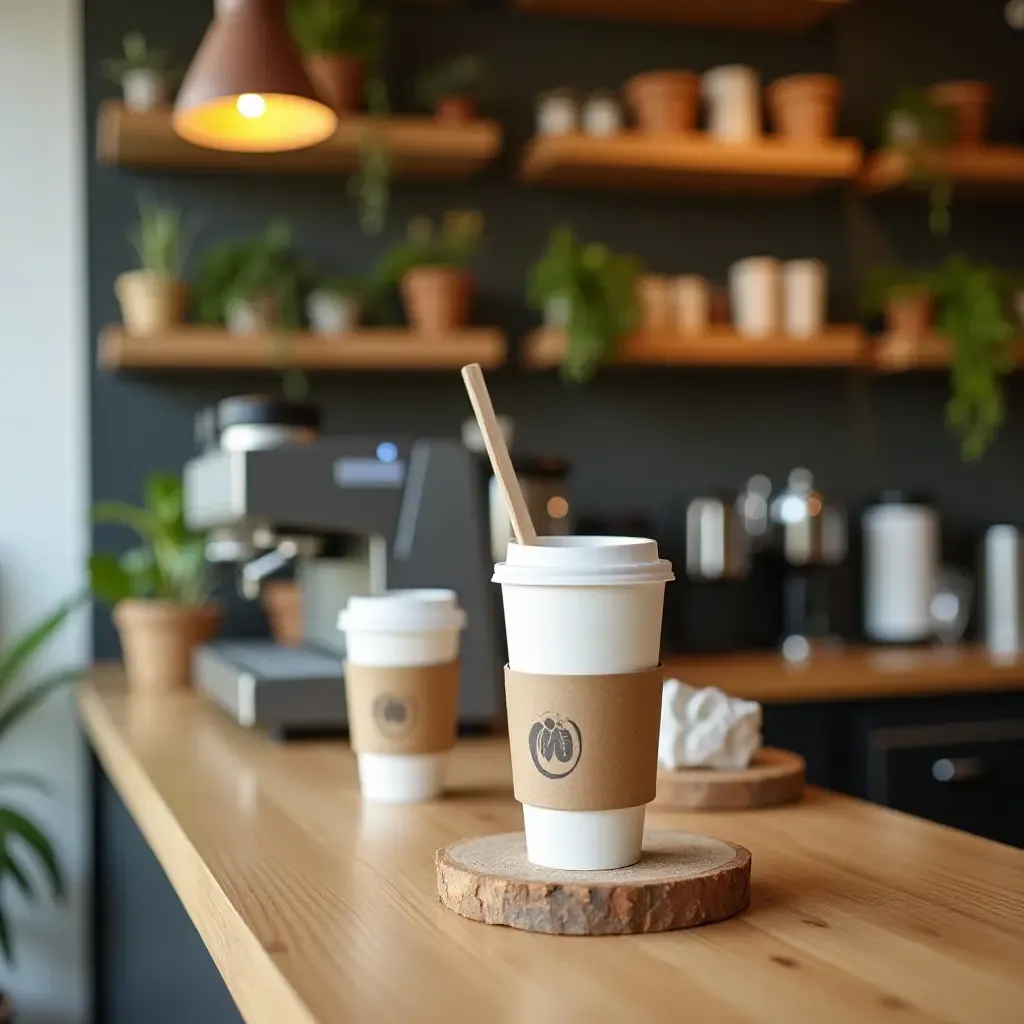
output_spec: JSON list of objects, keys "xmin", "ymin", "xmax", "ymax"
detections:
[{"xmin": 658, "ymin": 678, "xmax": 762, "ymax": 771}]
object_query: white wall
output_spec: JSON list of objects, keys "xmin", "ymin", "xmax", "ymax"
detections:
[{"xmin": 0, "ymin": 1, "xmax": 89, "ymax": 1021}]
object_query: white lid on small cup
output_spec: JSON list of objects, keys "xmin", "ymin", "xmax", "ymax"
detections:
[
  {"xmin": 338, "ymin": 589, "xmax": 467, "ymax": 634},
  {"xmin": 492, "ymin": 536, "xmax": 674, "ymax": 587}
]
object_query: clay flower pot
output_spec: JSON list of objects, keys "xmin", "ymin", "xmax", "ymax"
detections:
[
  {"xmin": 624, "ymin": 70, "xmax": 699, "ymax": 134},
  {"xmin": 304, "ymin": 54, "xmax": 363, "ymax": 115},
  {"xmin": 768, "ymin": 74, "xmax": 841, "ymax": 141},
  {"xmin": 115, "ymin": 272, "xmax": 187, "ymax": 335},
  {"xmin": 636, "ymin": 275, "xmax": 673, "ymax": 332},
  {"xmin": 114, "ymin": 600, "xmax": 222, "ymax": 694},
  {"xmin": 434, "ymin": 95, "xmax": 477, "ymax": 124},
  {"xmin": 225, "ymin": 293, "xmax": 279, "ymax": 335},
  {"xmin": 400, "ymin": 267, "xmax": 473, "ymax": 333},
  {"xmin": 927, "ymin": 81, "xmax": 993, "ymax": 147},
  {"xmin": 885, "ymin": 289, "xmax": 934, "ymax": 339},
  {"xmin": 261, "ymin": 580, "xmax": 303, "ymax": 647}
]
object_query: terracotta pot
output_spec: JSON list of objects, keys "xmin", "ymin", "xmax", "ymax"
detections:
[
  {"xmin": 115, "ymin": 272, "xmax": 187, "ymax": 335},
  {"xmin": 114, "ymin": 600, "xmax": 222, "ymax": 694},
  {"xmin": 927, "ymin": 80, "xmax": 993, "ymax": 147},
  {"xmin": 225, "ymin": 293, "xmax": 279, "ymax": 335},
  {"xmin": 636, "ymin": 275, "xmax": 673, "ymax": 332},
  {"xmin": 261, "ymin": 581, "xmax": 303, "ymax": 647},
  {"xmin": 435, "ymin": 95, "xmax": 477, "ymax": 124},
  {"xmin": 885, "ymin": 290, "xmax": 934, "ymax": 340},
  {"xmin": 624, "ymin": 70, "xmax": 699, "ymax": 134},
  {"xmin": 304, "ymin": 53, "xmax": 364, "ymax": 115},
  {"xmin": 400, "ymin": 267, "xmax": 473, "ymax": 333},
  {"xmin": 768, "ymin": 74, "xmax": 841, "ymax": 141}
]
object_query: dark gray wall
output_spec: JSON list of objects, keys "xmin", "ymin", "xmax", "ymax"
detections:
[{"xmin": 87, "ymin": 0, "xmax": 1024, "ymax": 662}]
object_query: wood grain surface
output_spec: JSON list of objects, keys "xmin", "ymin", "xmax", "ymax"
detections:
[
  {"xmin": 654, "ymin": 748, "xmax": 806, "ymax": 811},
  {"xmin": 436, "ymin": 830, "xmax": 751, "ymax": 934},
  {"xmin": 80, "ymin": 667, "xmax": 1024, "ymax": 1024},
  {"xmin": 664, "ymin": 645, "xmax": 1024, "ymax": 703}
]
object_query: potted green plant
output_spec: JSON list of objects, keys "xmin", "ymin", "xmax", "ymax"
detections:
[
  {"xmin": 0, "ymin": 595, "xmax": 84, "ymax": 1021},
  {"xmin": 929, "ymin": 255, "xmax": 1016, "ymax": 461},
  {"xmin": 90, "ymin": 471, "xmax": 220, "ymax": 693},
  {"xmin": 862, "ymin": 265, "xmax": 935, "ymax": 342},
  {"xmin": 306, "ymin": 274, "xmax": 370, "ymax": 333},
  {"xmin": 102, "ymin": 31, "xmax": 178, "ymax": 113},
  {"xmin": 527, "ymin": 226, "xmax": 643, "ymax": 383},
  {"xmin": 288, "ymin": 0, "xmax": 386, "ymax": 114},
  {"xmin": 193, "ymin": 221, "xmax": 310, "ymax": 334},
  {"xmin": 883, "ymin": 86, "xmax": 956, "ymax": 235},
  {"xmin": 115, "ymin": 198, "xmax": 196, "ymax": 336},
  {"xmin": 374, "ymin": 211, "xmax": 483, "ymax": 333},
  {"xmin": 415, "ymin": 55, "xmax": 486, "ymax": 124}
]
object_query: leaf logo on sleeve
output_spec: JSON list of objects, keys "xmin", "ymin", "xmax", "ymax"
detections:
[{"xmin": 528, "ymin": 714, "xmax": 582, "ymax": 779}]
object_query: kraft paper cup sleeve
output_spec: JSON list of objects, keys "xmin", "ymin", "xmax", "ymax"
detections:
[
  {"xmin": 504, "ymin": 665, "xmax": 664, "ymax": 812},
  {"xmin": 345, "ymin": 661, "xmax": 460, "ymax": 755}
]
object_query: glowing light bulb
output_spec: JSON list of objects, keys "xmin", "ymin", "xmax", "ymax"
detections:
[{"xmin": 236, "ymin": 93, "xmax": 266, "ymax": 119}]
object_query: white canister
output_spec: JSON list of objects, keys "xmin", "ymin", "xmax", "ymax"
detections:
[
  {"xmin": 729, "ymin": 257, "xmax": 782, "ymax": 338},
  {"xmin": 581, "ymin": 92, "xmax": 624, "ymax": 137},
  {"xmin": 537, "ymin": 91, "xmax": 579, "ymax": 136},
  {"xmin": 702, "ymin": 65, "xmax": 761, "ymax": 142},
  {"xmin": 338, "ymin": 590, "xmax": 467, "ymax": 802},
  {"xmin": 122, "ymin": 68, "xmax": 169, "ymax": 112},
  {"xmin": 307, "ymin": 290, "xmax": 360, "ymax": 334},
  {"xmin": 673, "ymin": 275, "xmax": 711, "ymax": 335},
  {"xmin": 863, "ymin": 494, "xmax": 940, "ymax": 643},
  {"xmin": 782, "ymin": 259, "xmax": 828, "ymax": 339},
  {"xmin": 984, "ymin": 526, "xmax": 1024, "ymax": 655}
]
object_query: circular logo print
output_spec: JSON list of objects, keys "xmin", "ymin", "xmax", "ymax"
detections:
[
  {"xmin": 372, "ymin": 693, "xmax": 417, "ymax": 739},
  {"xmin": 528, "ymin": 713, "xmax": 583, "ymax": 779}
]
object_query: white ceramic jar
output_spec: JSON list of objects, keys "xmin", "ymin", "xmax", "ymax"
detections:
[{"xmin": 702, "ymin": 65, "xmax": 761, "ymax": 142}]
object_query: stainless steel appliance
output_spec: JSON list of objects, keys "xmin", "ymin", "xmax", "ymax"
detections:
[
  {"xmin": 769, "ymin": 469, "xmax": 847, "ymax": 660},
  {"xmin": 984, "ymin": 525, "xmax": 1024, "ymax": 654},
  {"xmin": 183, "ymin": 436, "xmax": 501, "ymax": 739}
]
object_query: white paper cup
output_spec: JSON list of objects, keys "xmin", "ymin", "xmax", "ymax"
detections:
[
  {"xmin": 338, "ymin": 590, "xmax": 467, "ymax": 803},
  {"xmin": 493, "ymin": 537, "xmax": 673, "ymax": 870}
]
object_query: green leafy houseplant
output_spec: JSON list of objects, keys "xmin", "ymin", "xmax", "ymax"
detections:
[
  {"xmin": 883, "ymin": 86, "xmax": 956, "ymax": 235},
  {"xmin": 90, "ymin": 472, "xmax": 220, "ymax": 693},
  {"xmin": 415, "ymin": 55, "xmax": 487, "ymax": 110},
  {"xmin": 101, "ymin": 30, "xmax": 175, "ymax": 81},
  {"xmin": 348, "ymin": 77, "xmax": 392, "ymax": 236},
  {"xmin": 90, "ymin": 471, "xmax": 209, "ymax": 607},
  {"xmin": 0, "ymin": 596, "xmax": 83, "ymax": 966},
  {"xmin": 192, "ymin": 221, "xmax": 310, "ymax": 328},
  {"xmin": 527, "ymin": 226, "xmax": 643, "ymax": 383},
  {"xmin": 128, "ymin": 197, "xmax": 196, "ymax": 277},
  {"xmin": 287, "ymin": 0, "xmax": 386, "ymax": 61},
  {"xmin": 929, "ymin": 255, "xmax": 1016, "ymax": 461},
  {"xmin": 374, "ymin": 211, "xmax": 484, "ymax": 287}
]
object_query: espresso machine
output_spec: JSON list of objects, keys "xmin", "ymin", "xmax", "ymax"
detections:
[{"xmin": 184, "ymin": 432, "xmax": 501, "ymax": 739}]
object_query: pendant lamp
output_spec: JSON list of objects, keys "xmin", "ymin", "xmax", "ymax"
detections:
[{"xmin": 173, "ymin": 0, "xmax": 338, "ymax": 153}]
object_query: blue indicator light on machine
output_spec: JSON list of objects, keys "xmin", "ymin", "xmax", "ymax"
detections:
[{"xmin": 376, "ymin": 442, "xmax": 399, "ymax": 463}]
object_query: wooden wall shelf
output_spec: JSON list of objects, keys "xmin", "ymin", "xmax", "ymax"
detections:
[
  {"xmin": 523, "ymin": 326, "xmax": 867, "ymax": 369},
  {"xmin": 858, "ymin": 146, "xmax": 1024, "ymax": 198},
  {"xmin": 512, "ymin": 0, "xmax": 849, "ymax": 32},
  {"xmin": 872, "ymin": 333, "xmax": 1024, "ymax": 373},
  {"xmin": 521, "ymin": 134, "xmax": 862, "ymax": 194},
  {"xmin": 97, "ymin": 101, "xmax": 502, "ymax": 178},
  {"xmin": 99, "ymin": 326, "xmax": 507, "ymax": 371}
]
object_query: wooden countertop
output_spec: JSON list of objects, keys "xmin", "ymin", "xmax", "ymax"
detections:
[
  {"xmin": 664, "ymin": 645, "xmax": 1024, "ymax": 703},
  {"xmin": 79, "ymin": 668, "xmax": 1024, "ymax": 1024}
]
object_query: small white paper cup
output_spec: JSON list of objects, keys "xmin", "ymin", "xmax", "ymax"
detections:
[{"xmin": 338, "ymin": 590, "xmax": 467, "ymax": 803}]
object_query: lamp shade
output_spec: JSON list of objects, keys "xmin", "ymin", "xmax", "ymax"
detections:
[{"xmin": 173, "ymin": 0, "xmax": 338, "ymax": 153}]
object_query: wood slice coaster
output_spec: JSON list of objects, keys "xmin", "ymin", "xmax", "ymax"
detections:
[
  {"xmin": 436, "ymin": 829, "xmax": 750, "ymax": 936},
  {"xmin": 654, "ymin": 747, "xmax": 805, "ymax": 811}
]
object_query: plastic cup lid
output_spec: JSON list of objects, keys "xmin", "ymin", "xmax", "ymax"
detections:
[
  {"xmin": 492, "ymin": 536, "xmax": 674, "ymax": 587},
  {"xmin": 338, "ymin": 589, "xmax": 467, "ymax": 634}
]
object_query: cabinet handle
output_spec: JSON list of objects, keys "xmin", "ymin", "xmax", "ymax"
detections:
[{"xmin": 932, "ymin": 757, "xmax": 985, "ymax": 783}]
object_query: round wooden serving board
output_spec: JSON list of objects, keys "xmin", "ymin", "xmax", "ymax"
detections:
[
  {"xmin": 654, "ymin": 747, "xmax": 805, "ymax": 811},
  {"xmin": 436, "ymin": 829, "xmax": 750, "ymax": 936}
]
